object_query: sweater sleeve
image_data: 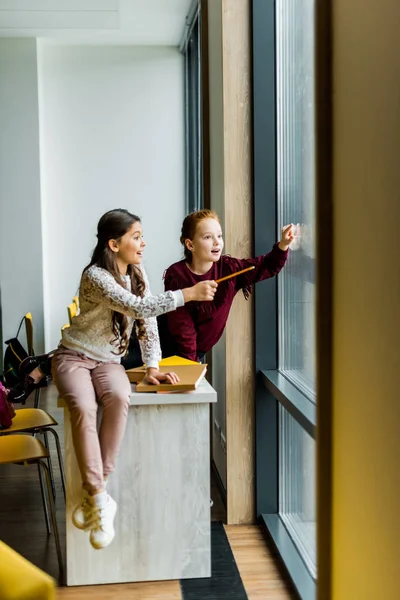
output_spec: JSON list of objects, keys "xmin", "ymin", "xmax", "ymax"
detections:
[
  {"xmin": 230, "ymin": 243, "xmax": 289, "ymax": 292},
  {"xmin": 137, "ymin": 267, "xmax": 162, "ymax": 369},
  {"xmin": 83, "ymin": 266, "xmax": 184, "ymax": 320},
  {"xmin": 163, "ymin": 267, "xmax": 198, "ymax": 362}
]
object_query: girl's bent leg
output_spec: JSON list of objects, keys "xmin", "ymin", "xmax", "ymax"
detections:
[
  {"xmin": 52, "ymin": 349, "xmax": 104, "ymax": 494},
  {"xmin": 91, "ymin": 363, "xmax": 131, "ymax": 479}
]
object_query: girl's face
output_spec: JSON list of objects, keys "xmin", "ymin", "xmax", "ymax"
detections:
[
  {"xmin": 186, "ymin": 218, "xmax": 224, "ymax": 263},
  {"xmin": 110, "ymin": 221, "xmax": 146, "ymax": 266}
]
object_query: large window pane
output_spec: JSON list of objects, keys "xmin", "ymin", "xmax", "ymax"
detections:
[
  {"xmin": 279, "ymin": 405, "xmax": 316, "ymax": 577},
  {"xmin": 185, "ymin": 12, "xmax": 203, "ymax": 213},
  {"xmin": 276, "ymin": 0, "xmax": 316, "ymax": 400}
]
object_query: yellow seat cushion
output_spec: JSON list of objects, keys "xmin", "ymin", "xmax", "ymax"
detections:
[
  {"xmin": 2, "ymin": 409, "xmax": 57, "ymax": 434},
  {"xmin": 0, "ymin": 541, "xmax": 55, "ymax": 600},
  {"xmin": 0, "ymin": 434, "xmax": 48, "ymax": 465}
]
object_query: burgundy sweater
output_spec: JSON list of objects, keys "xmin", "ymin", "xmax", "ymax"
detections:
[{"xmin": 163, "ymin": 243, "xmax": 288, "ymax": 361}]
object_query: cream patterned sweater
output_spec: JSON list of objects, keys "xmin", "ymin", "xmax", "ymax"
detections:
[{"xmin": 61, "ymin": 265, "xmax": 184, "ymax": 368}]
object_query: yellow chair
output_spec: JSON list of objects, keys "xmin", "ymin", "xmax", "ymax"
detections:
[
  {"xmin": 0, "ymin": 541, "xmax": 55, "ymax": 600},
  {"xmin": 60, "ymin": 323, "xmax": 70, "ymax": 337},
  {"xmin": 22, "ymin": 313, "xmax": 59, "ymax": 496},
  {"xmin": 67, "ymin": 303, "xmax": 77, "ymax": 325},
  {"xmin": 72, "ymin": 295, "xmax": 79, "ymax": 311},
  {"xmin": 0, "ymin": 435, "xmax": 63, "ymax": 577},
  {"xmin": 23, "ymin": 312, "xmax": 42, "ymax": 409},
  {"xmin": 0, "ymin": 409, "xmax": 66, "ymax": 501},
  {"xmin": 24, "ymin": 312, "xmax": 35, "ymax": 355},
  {"xmin": 18, "ymin": 313, "xmax": 62, "ymax": 502}
]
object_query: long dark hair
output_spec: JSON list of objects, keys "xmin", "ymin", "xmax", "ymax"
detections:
[{"xmin": 84, "ymin": 209, "xmax": 146, "ymax": 355}]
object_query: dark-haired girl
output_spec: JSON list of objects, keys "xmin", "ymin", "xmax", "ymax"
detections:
[{"xmin": 52, "ymin": 209, "xmax": 217, "ymax": 550}]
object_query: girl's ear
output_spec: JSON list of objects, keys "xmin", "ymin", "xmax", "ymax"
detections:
[
  {"xmin": 108, "ymin": 239, "xmax": 119, "ymax": 253},
  {"xmin": 185, "ymin": 238, "xmax": 194, "ymax": 252}
]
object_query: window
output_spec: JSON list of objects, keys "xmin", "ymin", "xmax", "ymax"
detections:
[
  {"xmin": 183, "ymin": 5, "xmax": 203, "ymax": 213},
  {"xmin": 253, "ymin": 0, "xmax": 318, "ymax": 597},
  {"xmin": 276, "ymin": 0, "xmax": 317, "ymax": 577},
  {"xmin": 279, "ymin": 406, "xmax": 316, "ymax": 578},
  {"xmin": 277, "ymin": 0, "xmax": 316, "ymax": 401}
]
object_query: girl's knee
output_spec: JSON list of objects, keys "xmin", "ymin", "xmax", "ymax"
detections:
[
  {"xmin": 115, "ymin": 390, "xmax": 130, "ymax": 410},
  {"xmin": 68, "ymin": 397, "xmax": 97, "ymax": 423},
  {"xmin": 104, "ymin": 389, "xmax": 130, "ymax": 411}
]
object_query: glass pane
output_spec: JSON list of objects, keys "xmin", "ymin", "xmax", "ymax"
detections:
[
  {"xmin": 279, "ymin": 405, "xmax": 316, "ymax": 577},
  {"xmin": 276, "ymin": 0, "xmax": 316, "ymax": 400},
  {"xmin": 185, "ymin": 15, "xmax": 203, "ymax": 213}
]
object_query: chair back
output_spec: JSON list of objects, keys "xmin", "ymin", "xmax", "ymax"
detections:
[
  {"xmin": 24, "ymin": 312, "xmax": 34, "ymax": 356},
  {"xmin": 61, "ymin": 323, "xmax": 70, "ymax": 336},
  {"xmin": 67, "ymin": 303, "xmax": 77, "ymax": 325}
]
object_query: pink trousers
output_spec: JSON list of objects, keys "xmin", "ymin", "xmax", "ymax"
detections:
[{"xmin": 52, "ymin": 347, "xmax": 131, "ymax": 493}]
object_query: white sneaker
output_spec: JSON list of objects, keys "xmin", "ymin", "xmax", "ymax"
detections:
[
  {"xmin": 88, "ymin": 491, "xmax": 117, "ymax": 550},
  {"xmin": 72, "ymin": 492, "xmax": 92, "ymax": 530},
  {"xmin": 72, "ymin": 480, "xmax": 109, "ymax": 531}
]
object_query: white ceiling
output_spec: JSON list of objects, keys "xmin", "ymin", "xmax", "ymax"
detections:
[{"xmin": 0, "ymin": 0, "xmax": 194, "ymax": 46}]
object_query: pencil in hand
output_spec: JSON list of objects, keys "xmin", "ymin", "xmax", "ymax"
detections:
[{"xmin": 215, "ymin": 266, "xmax": 255, "ymax": 284}]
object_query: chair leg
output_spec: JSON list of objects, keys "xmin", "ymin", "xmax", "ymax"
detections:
[
  {"xmin": 38, "ymin": 460, "xmax": 64, "ymax": 578},
  {"xmin": 34, "ymin": 387, "xmax": 40, "ymax": 409},
  {"xmin": 43, "ymin": 430, "xmax": 56, "ymax": 501},
  {"xmin": 47, "ymin": 427, "xmax": 66, "ymax": 502},
  {"xmin": 38, "ymin": 463, "xmax": 51, "ymax": 534}
]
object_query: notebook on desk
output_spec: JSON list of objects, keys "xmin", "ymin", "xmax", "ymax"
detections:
[
  {"xmin": 134, "ymin": 364, "xmax": 207, "ymax": 393},
  {"xmin": 126, "ymin": 355, "xmax": 199, "ymax": 383}
]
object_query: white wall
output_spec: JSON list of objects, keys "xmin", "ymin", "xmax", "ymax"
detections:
[
  {"xmin": 0, "ymin": 39, "xmax": 45, "ymax": 357},
  {"xmin": 37, "ymin": 44, "xmax": 185, "ymax": 350},
  {"xmin": 331, "ymin": 1, "xmax": 400, "ymax": 598}
]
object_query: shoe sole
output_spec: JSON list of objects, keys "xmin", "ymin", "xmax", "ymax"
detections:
[{"xmin": 90, "ymin": 528, "xmax": 115, "ymax": 550}]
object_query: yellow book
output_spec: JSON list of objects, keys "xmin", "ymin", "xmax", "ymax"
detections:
[
  {"xmin": 126, "ymin": 355, "xmax": 200, "ymax": 383},
  {"xmin": 159, "ymin": 355, "xmax": 199, "ymax": 367},
  {"xmin": 136, "ymin": 364, "xmax": 207, "ymax": 393}
]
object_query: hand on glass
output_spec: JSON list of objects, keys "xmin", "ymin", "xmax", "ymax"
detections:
[
  {"xmin": 279, "ymin": 224, "xmax": 295, "ymax": 251},
  {"xmin": 289, "ymin": 223, "xmax": 302, "ymax": 251},
  {"xmin": 287, "ymin": 223, "xmax": 314, "ymax": 254}
]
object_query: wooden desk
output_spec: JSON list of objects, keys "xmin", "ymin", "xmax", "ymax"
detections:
[{"xmin": 59, "ymin": 379, "xmax": 217, "ymax": 586}]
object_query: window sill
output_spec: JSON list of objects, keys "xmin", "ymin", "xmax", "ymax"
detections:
[
  {"xmin": 261, "ymin": 370, "xmax": 316, "ymax": 438},
  {"xmin": 261, "ymin": 513, "xmax": 316, "ymax": 600}
]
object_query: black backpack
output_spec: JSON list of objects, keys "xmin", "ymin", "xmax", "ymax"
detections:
[{"xmin": 3, "ymin": 317, "xmax": 28, "ymax": 387}]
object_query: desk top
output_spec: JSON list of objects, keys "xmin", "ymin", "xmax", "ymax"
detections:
[
  {"xmin": 129, "ymin": 377, "xmax": 217, "ymax": 406},
  {"xmin": 58, "ymin": 377, "xmax": 217, "ymax": 408}
]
